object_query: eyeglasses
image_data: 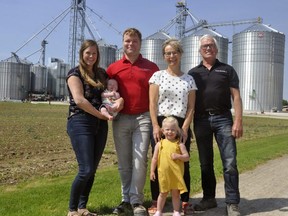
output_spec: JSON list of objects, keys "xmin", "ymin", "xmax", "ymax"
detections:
[
  {"xmin": 164, "ymin": 51, "xmax": 179, "ymax": 57},
  {"xmin": 200, "ymin": 44, "xmax": 216, "ymax": 50}
]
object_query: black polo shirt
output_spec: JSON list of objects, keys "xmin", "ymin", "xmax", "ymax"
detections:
[{"xmin": 188, "ymin": 59, "xmax": 239, "ymax": 115}]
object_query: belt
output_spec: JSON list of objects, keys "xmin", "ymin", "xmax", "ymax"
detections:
[{"xmin": 195, "ymin": 110, "xmax": 228, "ymax": 118}]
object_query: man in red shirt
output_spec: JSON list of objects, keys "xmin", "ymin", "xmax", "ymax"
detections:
[{"xmin": 107, "ymin": 28, "xmax": 159, "ymax": 216}]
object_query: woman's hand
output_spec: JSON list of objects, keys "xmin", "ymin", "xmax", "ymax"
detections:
[
  {"xmin": 153, "ymin": 124, "xmax": 162, "ymax": 143},
  {"xmin": 150, "ymin": 171, "xmax": 156, "ymax": 181},
  {"xmin": 181, "ymin": 128, "xmax": 188, "ymax": 144}
]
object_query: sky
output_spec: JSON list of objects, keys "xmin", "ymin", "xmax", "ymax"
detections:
[{"xmin": 1, "ymin": 0, "xmax": 287, "ymax": 99}]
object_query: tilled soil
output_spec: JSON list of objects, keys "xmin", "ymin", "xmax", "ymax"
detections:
[{"xmin": 0, "ymin": 145, "xmax": 118, "ymax": 185}]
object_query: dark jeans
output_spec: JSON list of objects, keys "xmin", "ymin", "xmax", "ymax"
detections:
[
  {"xmin": 150, "ymin": 116, "xmax": 191, "ymax": 202},
  {"xmin": 67, "ymin": 113, "xmax": 108, "ymax": 211},
  {"xmin": 193, "ymin": 111, "xmax": 240, "ymax": 204}
]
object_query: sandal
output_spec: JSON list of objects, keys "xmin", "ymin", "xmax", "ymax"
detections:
[
  {"xmin": 67, "ymin": 211, "xmax": 79, "ymax": 216},
  {"xmin": 182, "ymin": 202, "xmax": 194, "ymax": 215},
  {"xmin": 148, "ymin": 200, "xmax": 157, "ymax": 214},
  {"xmin": 78, "ymin": 208, "xmax": 97, "ymax": 216}
]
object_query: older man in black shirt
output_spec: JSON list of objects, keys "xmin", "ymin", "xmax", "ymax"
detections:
[{"xmin": 188, "ymin": 34, "xmax": 243, "ymax": 216}]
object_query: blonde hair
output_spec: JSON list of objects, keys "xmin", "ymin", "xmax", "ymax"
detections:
[
  {"xmin": 162, "ymin": 38, "xmax": 184, "ymax": 56},
  {"xmin": 78, "ymin": 39, "xmax": 105, "ymax": 89},
  {"xmin": 162, "ymin": 116, "xmax": 182, "ymax": 138}
]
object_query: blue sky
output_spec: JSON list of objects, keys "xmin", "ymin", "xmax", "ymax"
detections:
[{"xmin": 1, "ymin": 0, "xmax": 287, "ymax": 99}]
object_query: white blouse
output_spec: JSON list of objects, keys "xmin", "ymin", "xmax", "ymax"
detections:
[{"xmin": 149, "ymin": 70, "xmax": 197, "ymax": 118}]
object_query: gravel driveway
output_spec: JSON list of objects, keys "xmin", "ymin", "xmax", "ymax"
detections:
[
  {"xmin": 160, "ymin": 154, "xmax": 288, "ymax": 216},
  {"xmin": 193, "ymin": 154, "xmax": 288, "ymax": 216}
]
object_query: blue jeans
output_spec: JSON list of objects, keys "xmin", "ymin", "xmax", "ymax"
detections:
[
  {"xmin": 67, "ymin": 113, "xmax": 108, "ymax": 211},
  {"xmin": 193, "ymin": 111, "xmax": 240, "ymax": 204},
  {"xmin": 112, "ymin": 112, "xmax": 151, "ymax": 205}
]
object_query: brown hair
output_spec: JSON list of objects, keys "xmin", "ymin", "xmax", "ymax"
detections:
[
  {"xmin": 122, "ymin": 28, "xmax": 142, "ymax": 42},
  {"xmin": 79, "ymin": 39, "xmax": 105, "ymax": 89}
]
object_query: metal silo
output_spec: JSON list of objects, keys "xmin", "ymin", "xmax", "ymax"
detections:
[
  {"xmin": 116, "ymin": 47, "xmax": 123, "ymax": 61},
  {"xmin": 181, "ymin": 28, "xmax": 229, "ymax": 73},
  {"xmin": 0, "ymin": 55, "xmax": 31, "ymax": 101},
  {"xmin": 141, "ymin": 31, "xmax": 171, "ymax": 70},
  {"xmin": 48, "ymin": 58, "xmax": 70, "ymax": 100},
  {"xmin": 232, "ymin": 23, "xmax": 285, "ymax": 112},
  {"xmin": 31, "ymin": 64, "xmax": 47, "ymax": 93},
  {"xmin": 98, "ymin": 39, "xmax": 117, "ymax": 70}
]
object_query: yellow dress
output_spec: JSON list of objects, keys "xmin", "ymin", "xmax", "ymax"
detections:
[{"xmin": 157, "ymin": 139, "xmax": 187, "ymax": 194}]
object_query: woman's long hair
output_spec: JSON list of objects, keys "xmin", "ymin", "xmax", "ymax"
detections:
[{"xmin": 78, "ymin": 39, "xmax": 105, "ymax": 89}]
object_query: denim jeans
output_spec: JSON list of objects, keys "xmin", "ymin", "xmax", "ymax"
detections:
[
  {"xmin": 67, "ymin": 113, "xmax": 108, "ymax": 211},
  {"xmin": 150, "ymin": 116, "xmax": 191, "ymax": 202},
  {"xmin": 193, "ymin": 111, "xmax": 240, "ymax": 204},
  {"xmin": 112, "ymin": 112, "xmax": 151, "ymax": 205}
]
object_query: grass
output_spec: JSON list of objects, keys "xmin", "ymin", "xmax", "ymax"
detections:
[{"xmin": 0, "ymin": 101, "xmax": 288, "ymax": 215}]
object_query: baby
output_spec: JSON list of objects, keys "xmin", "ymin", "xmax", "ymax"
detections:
[{"xmin": 100, "ymin": 79, "xmax": 121, "ymax": 120}]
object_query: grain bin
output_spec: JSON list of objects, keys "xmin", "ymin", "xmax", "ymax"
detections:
[
  {"xmin": 0, "ymin": 55, "xmax": 31, "ymax": 101},
  {"xmin": 141, "ymin": 31, "xmax": 171, "ymax": 70},
  {"xmin": 31, "ymin": 64, "xmax": 47, "ymax": 93},
  {"xmin": 48, "ymin": 58, "xmax": 70, "ymax": 100},
  {"xmin": 116, "ymin": 47, "xmax": 123, "ymax": 61},
  {"xmin": 232, "ymin": 23, "xmax": 285, "ymax": 112},
  {"xmin": 98, "ymin": 39, "xmax": 117, "ymax": 69},
  {"xmin": 181, "ymin": 28, "xmax": 229, "ymax": 73}
]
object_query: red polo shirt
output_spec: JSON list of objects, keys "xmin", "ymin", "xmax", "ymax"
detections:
[{"xmin": 107, "ymin": 54, "xmax": 159, "ymax": 114}]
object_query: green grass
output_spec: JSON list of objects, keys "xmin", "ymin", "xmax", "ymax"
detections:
[{"xmin": 0, "ymin": 102, "xmax": 288, "ymax": 215}]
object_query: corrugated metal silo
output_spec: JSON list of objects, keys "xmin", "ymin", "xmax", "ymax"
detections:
[
  {"xmin": 98, "ymin": 39, "xmax": 117, "ymax": 69},
  {"xmin": 232, "ymin": 23, "xmax": 285, "ymax": 112},
  {"xmin": 116, "ymin": 48, "xmax": 123, "ymax": 61},
  {"xmin": 31, "ymin": 64, "xmax": 47, "ymax": 93},
  {"xmin": 48, "ymin": 58, "xmax": 70, "ymax": 99},
  {"xmin": 181, "ymin": 28, "xmax": 229, "ymax": 73},
  {"xmin": 141, "ymin": 31, "xmax": 171, "ymax": 70},
  {"xmin": 0, "ymin": 56, "xmax": 31, "ymax": 101}
]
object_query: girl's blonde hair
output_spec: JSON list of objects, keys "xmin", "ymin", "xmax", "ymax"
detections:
[
  {"xmin": 78, "ymin": 39, "xmax": 105, "ymax": 89},
  {"xmin": 162, "ymin": 116, "xmax": 182, "ymax": 138}
]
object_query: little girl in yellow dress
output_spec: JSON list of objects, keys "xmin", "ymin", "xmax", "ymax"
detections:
[{"xmin": 150, "ymin": 116, "xmax": 190, "ymax": 216}]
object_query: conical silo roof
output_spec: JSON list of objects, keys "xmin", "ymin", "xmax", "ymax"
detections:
[
  {"xmin": 240, "ymin": 23, "xmax": 281, "ymax": 33},
  {"xmin": 1, "ymin": 55, "xmax": 32, "ymax": 64},
  {"xmin": 144, "ymin": 31, "xmax": 171, "ymax": 40},
  {"xmin": 191, "ymin": 28, "xmax": 225, "ymax": 38}
]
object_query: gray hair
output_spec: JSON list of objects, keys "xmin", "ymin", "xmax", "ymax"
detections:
[{"xmin": 199, "ymin": 34, "xmax": 219, "ymax": 51}]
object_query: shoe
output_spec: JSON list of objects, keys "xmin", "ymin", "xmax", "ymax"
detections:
[
  {"xmin": 193, "ymin": 198, "xmax": 217, "ymax": 211},
  {"xmin": 78, "ymin": 208, "xmax": 97, "ymax": 216},
  {"xmin": 182, "ymin": 202, "xmax": 194, "ymax": 215},
  {"xmin": 133, "ymin": 203, "xmax": 147, "ymax": 216},
  {"xmin": 67, "ymin": 211, "xmax": 79, "ymax": 216},
  {"xmin": 172, "ymin": 211, "xmax": 181, "ymax": 216},
  {"xmin": 226, "ymin": 204, "xmax": 241, "ymax": 216},
  {"xmin": 113, "ymin": 201, "xmax": 131, "ymax": 214},
  {"xmin": 148, "ymin": 200, "xmax": 157, "ymax": 214},
  {"xmin": 153, "ymin": 211, "xmax": 162, "ymax": 216}
]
